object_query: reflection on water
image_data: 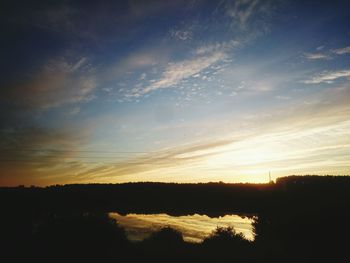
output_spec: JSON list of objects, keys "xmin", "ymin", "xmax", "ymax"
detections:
[{"xmin": 109, "ymin": 212, "xmax": 255, "ymax": 243}]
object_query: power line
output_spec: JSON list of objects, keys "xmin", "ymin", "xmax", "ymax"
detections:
[
  {"xmin": 0, "ymin": 148, "xmax": 155, "ymax": 154},
  {"xmin": 0, "ymin": 155, "xmax": 178, "ymax": 161},
  {"xmin": 0, "ymin": 160, "xmax": 178, "ymax": 165},
  {"xmin": 0, "ymin": 148, "xmax": 192, "ymax": 165},
  {"xmin": 0, "ymin": 158, "xmax": 184, "ymax": 165}
]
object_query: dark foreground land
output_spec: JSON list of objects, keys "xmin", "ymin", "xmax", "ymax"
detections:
[{"xmin": 1, "ymin": 175, "xmax": 350, "ymax": 263}]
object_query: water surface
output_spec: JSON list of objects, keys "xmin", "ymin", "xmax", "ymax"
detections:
[{"xmin": 109, "ymin": 212, "xmax": 255, "ymax": 243}]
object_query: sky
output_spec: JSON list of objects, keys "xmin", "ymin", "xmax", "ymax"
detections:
[{"xmin": 0, "ymin": 0, "xmax": 350, "ymax": 186}]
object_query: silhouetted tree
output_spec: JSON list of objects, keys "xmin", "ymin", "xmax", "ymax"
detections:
[{"xmin": 1, "ymin": 176, "xmax": 350, "ymax": 263}]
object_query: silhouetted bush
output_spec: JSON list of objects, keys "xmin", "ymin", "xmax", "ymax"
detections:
[
  {"xmin": 33, "ymin": 213, "xmax": 128, "ymax": 262},
  {"xmin": 144, "ymin": 226, "xmax": 184, "ymax": 245},
  {"xmin": 202, "ymin": 226, "xmax": 251, "ymax": 250},
  {"xmin": 200, "ymin": 226, "xmax": 253, "ymax": 262},
  {"xmin": 134, "ymin": 227, "xmax": 187, "ymax": 263}
]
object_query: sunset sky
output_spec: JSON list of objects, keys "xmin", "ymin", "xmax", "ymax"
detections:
[{"xmin": 1, "ymin": 0, "xmax": 350, "ymax": 186}]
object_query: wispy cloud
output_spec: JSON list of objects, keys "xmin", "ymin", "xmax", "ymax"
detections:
[
  {"xmin": 303, "ymin": 69, "xmax": 350, "ymax": 84},
  {"xmin": 221, "ymin": 0, "xmax": 276, "ymax": 33},
  {"xmin": 6, "ymin": 56, "xmax": 96, "ymax": 109},
  {"xmin": 226, "ymin": 0, "xmax": 260, "ymax": 28},
  {"xmin": 62, "ymin": 138, "xmax": 237, "ymax": 183},
  {"xmin": 331, "ymin": 46, "xmax": 350, "ymax": 55},
  {"xmin": 67, "ymin": 86, "xmax": 350, "ymax": 184},
  {"xmin": 103, "ymin": 46, "xmax": 171, "ymax": 82},
  {"xmin": 170, "ymin": 29, "xmax": 192, "ymax": 41},
  {"xmin": 134, "ymin": 50, "xmax": 226, "ymax": 95},
  {"xmin": 303, "ymin": 45, "xmax": 350, "ymax": 61},
  {"xmin": 0, "ymin": 123, "xmax": 94, "ymax": 186},
  {"xmin": 195, "ymin": 40, "xmax": 240, "ymax": 55},
  {"xmin": 304, "ymin": 52, "xmax": 330, "ymax": 60},
  {"xmin": 7, "ymin": 83, "xmax": 349, "ymax": 185}
]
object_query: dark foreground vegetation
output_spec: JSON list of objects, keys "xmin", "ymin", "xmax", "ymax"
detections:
[{"xmin": 1, "ymin": 175, "xmax": 350, "ymax": 262}]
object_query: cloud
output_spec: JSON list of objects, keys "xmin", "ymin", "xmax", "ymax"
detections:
[
  {"xmin": 222, "ymin": 0, "xmax": 276, "ymax": 32},
  {"xmin": 304, "ymin": 52, "xmax": 330, "ymax": 60},
  {"xmin": 5, "ymin": 56, "xmax": 96, "ymax": 109},
  {"xmin": 123, "ymin": 52, "xmax": 159, "ymax": 68},
  {"xmin": 170, "ymin": 29, "xmax": 192, "ymax": 41},
  {"xmin": 135, "ymin": 50, "xmax": 226, "ymax": 95},
  {"xmin": 168, "ymin": 19, "xmax": 199, "ymax": 42},
  {"xmin": 103, "ymin": 46, "xmax": 171, "ymax": 81},
  {"xmin": 275, "ymin": 95, "xmax": 291, "ymax": 100},
  {"xmin": 195, "ymin": 40, "xmax": 240, "ymax": 55},
  {"xmin": 65, "ymin": 138, "xmax": 236, "ymax": 183},
  {"xmin": 3, "ymin": 83, "xmax": 349, "ymax": 185},
  {"xmin": 68, "ymin": 107, "xmax": 81, "ymax": 116},
  {"xmin": 0, "ymin": 123, "xmax": 93, "ymax": 185},
  {"xmin": 303, "ymin": 69, "xmax": 350, "ymax": 84},
  {"xmin": 0, "ymin": 54, "xmax": 98, "ymax": 185},
  {"xmin": 331, "ymin": 46, "xmax": 350, "ymax": 55},
  {"xmin": 303, "ymin": 45, "xmax": 350, "ymax": 61},
  {"xmin": 63, "ymin": 85, "xmax": 350, "ymax": 184},
  {"xmin": 226, "ymin": 0, "xmax": 260, "ymax": 28},
  {"xmin": 1, "ymin": 128, "xmax": 60, "ymax": 153}
]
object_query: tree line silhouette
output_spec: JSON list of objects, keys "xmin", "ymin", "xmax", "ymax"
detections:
[{"xmin": 1, "ymin": 175, "xmax": 349, "ymax": 262}]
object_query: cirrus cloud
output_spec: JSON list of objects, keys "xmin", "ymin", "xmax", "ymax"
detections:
[
  {"xmin": 5, "ymin": 56, "xmax": 97, "ymax": 110},
  {"xmin": 332, "ymin": 46, "xmax": 350, "ymax": 55},
  {"xmin": 303, "ymin": 69, "xmax": 350, "ymax": 84},
  {"xmin": 133, "ymin": 50, "xmax": 226, "ymax": 96},
  {"xmin": 304, "ymin": 52, "xmax": 330, "ymax": 60}
]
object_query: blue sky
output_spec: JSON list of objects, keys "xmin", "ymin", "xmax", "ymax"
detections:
[{"xmin": 1, "ymin": 0, "xmax": 350, "ymax": 186}]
